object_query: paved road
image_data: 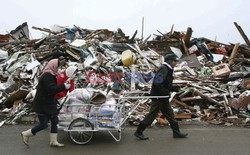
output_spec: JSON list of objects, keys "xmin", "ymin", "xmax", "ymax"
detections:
[{"xmin": 1, "ymin": 125, "xmax": 250, "ymax": 155}]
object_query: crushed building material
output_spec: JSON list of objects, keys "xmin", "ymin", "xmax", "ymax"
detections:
[{"xmin": 0, "ymin": 22, "xmax": 250, "ymax": 128}]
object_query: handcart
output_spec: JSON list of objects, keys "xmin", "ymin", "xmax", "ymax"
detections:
[{"xmin": 58, "ymin": 91, "xmax": 168, "ymax": 145}]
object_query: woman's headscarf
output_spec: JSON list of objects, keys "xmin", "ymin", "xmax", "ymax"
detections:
[{"xmin": 42, "ymin": 59, "xmax": 59, "ymax": 76}]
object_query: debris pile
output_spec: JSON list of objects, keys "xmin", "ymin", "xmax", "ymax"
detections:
[{"xmin": 0, "ymin": 22, "xmax": 250, "ymax": 127}]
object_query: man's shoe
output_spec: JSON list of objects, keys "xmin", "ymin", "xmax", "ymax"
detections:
[
  {"xmin": 173, "ymin": 131, "xmax": 188, "ymax": 138},
  {"xmin": 134, "ymin": 131, "xmax": 149, "ymax": 140}
]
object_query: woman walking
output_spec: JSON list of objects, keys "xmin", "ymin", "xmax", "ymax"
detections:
[{"xmin": 21, "ymin": 59, "xmax": 71, "ymax": 147}]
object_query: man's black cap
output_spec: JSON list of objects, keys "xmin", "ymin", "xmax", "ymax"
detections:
[{"xmin": 164, "ymin": 53, "xmax": 179, "ymax": 62}]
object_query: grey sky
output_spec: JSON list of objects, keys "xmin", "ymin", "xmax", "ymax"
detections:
[{"xmin": 1, "ymin": 0, "xmax": 249, "ymax": 44}]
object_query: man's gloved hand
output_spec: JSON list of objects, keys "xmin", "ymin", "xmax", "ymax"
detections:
[{"xmin": 64, "ymin": 82, "xmax": 71, "ymax": 90}]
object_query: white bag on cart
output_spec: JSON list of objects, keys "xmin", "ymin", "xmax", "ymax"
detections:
[
  {"xmin": 98, "ymin": 113, "xmax": 119, "ymax": 128},
  {"xmin": 58, "ymin": 88, "xmax": 95, "ymax": 124},
  {"xmin": 98, "ymin": 99, "xmax": 119, "ymax": 128},
  {"xmin": 89, "ymin": 92, "xmax": 119, "ymax": 128},
  {"xmin": 65, "ymin": 88, "xmax": 94, "ymax": 105}
]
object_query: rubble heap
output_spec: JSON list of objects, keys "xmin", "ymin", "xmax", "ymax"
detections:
[{"xmin": 0, "ymin": 22, "xmax": 250, "ymax": 127}]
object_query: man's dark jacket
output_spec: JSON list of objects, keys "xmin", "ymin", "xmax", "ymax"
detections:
[
  {"xmin": 150, "ymin": 64, "xmax": 173, "ymax": 98},
  {"xmin": 33, "ymin": 72, "xmax": 65, "ymax": 115}
]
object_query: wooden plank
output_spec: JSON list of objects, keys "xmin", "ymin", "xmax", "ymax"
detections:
[
  {"xmin": 181, "ymin": 93, "xmax": 231, "ymax": 102},
  {"xmin": 223, "ymin": 94, "xmax": 233, "ymax": 116},
  {"xmin": 65, "ymin": 50, "xmax": 81, "ymax": 61},
  {"xmin": 183, "ymin": 66, "xmax": 197, "ymax": 76},
  {"xmin": 174, "ymin": 113, "xmax": 192, "ymax": 119},
  {"xmin": 229, "ymin": 43, "xmax": 240, "ymax": 65},
  {"xmin": 130, "ymin": 65, "xmax": 136, "ymax": 91},
  {"xmin": 84, "ymin": 29, "xmax": 105, "ymax": 40},
  {"xmin": 32, "ymin": 26, "xmax": 57, "ymax": 34},
  {"xmin": 187, "ymin": 83, "xmax": 214, "ymax": 92},
  {"xmin": 181, "ymin": 96, "xmax": 202, "ymax": 102},
  {"xmin": 170, "ymin": 24, "xmax": 174, "ymax": 36},
  {"xmin": 207, "ymin": 85, "xmax": 228, "ymax": 93},
  {"xmin": 172, "ymin": 99, "xmax": 196, "ymax": 112},
  {"xmin": 141, "ymin": 17, "xmax": 144, "ymax": 41},
  {"xmin": 129, "ymin": 30, "xmax": 137, "ymax": 43},
  {"xmin": 192, "ymin": 89, "xmax": 223, "ymax": 107},
  {"xmin": 184, "ymin": 27, "xmax": 193, "ymax": 46},
  {"xmin": 228, "ymin": 85, "xmax": 234, "ymax": 98},
  {"xmin": 128, "ymin": 43, "xmax": 158, "ymax": 68},
  {"xmin": 181, "ymin": 38, "xmax": 189, "ymax": 56},
  {"xmin": 234, "ymin": 22, "xmax": 250, "ymax": 48}
]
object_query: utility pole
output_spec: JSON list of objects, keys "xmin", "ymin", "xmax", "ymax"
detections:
[{"xmin": 141, "ymin": 17, "xmax": 144, "ymax": 42}]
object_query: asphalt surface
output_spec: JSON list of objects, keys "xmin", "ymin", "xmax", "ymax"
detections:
[{"xmin": 0, "ymin": 124, "xmax": 250, "ymax": 155}]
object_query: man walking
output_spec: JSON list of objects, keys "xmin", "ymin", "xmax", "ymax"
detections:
[{"xmin": 134, "ymin": 53, "xmax": 188, "ymax": 140}]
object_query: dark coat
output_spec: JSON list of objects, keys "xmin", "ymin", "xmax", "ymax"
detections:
[
  {"xmin": 33, "ymin": 72, "xmax": 66, "ymax": 115},
  {"xmin": 150, "ymin": 64, "xmax": 173, "ymax": 99}
]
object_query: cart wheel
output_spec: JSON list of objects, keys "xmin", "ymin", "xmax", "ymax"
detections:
[{"xmin": 68, "ymin": 118, "xmax": 94, "ymax": 145}]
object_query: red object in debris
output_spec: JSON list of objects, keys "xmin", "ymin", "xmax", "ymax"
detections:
[{"xmin": 215, "ymin": 47, "xmax": 228, "ymax": 56}]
